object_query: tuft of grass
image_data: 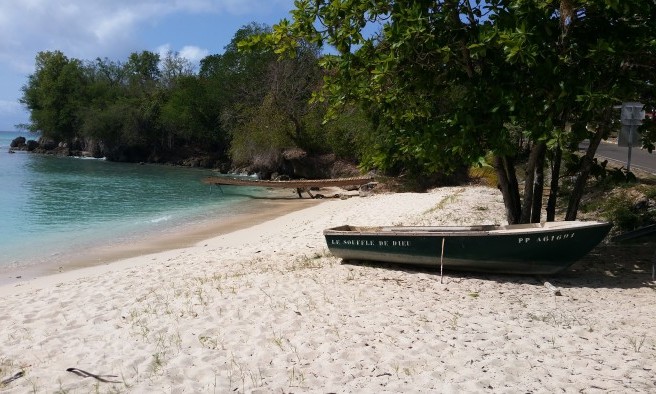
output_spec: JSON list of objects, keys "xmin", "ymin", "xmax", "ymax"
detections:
[
  {"xmin": 149, "ymin": 352, "xmax": 166, "ymax": 375},
  {"xmin": 287, "ymin": 253, "xmax": 326, "ymax": 271},
  {"xmin": 271, "ymin": 329, "xmax": 285, "ymax": 350},
  {"xmin": 288, "ymin": 366, "xmax": 306, "ymax": 388},
  {"xmin": 425, "ymin": 189, "xmax": 465, "ymax": 214},
  {"xmin": 447, "ymin": 311, "xmax": 461, "ymax": 330},
  {"xmin": 629, "ymin": 334, "xmax": 647, "ymax": 352},
  {"xmin": 469, "ymin": 165, "xmax": 498, "ymax": 187}
]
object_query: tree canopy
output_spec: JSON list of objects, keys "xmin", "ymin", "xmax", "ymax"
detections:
[
  {"xmin": 258, "ymin": 0, "xmax": 656, "ymax": 223},
  {"xmin": 20, "ymin": 23, "xmax": 370, "ymax": 170}
]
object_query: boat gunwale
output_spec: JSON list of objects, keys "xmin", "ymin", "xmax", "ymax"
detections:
[{"xmin": 323, "ymin": 221, "xmax": 612, "ymax": 237}]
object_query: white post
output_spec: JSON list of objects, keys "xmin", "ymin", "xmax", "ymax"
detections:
[{"xmin": 440, "ymin": 238, "xmax": 445, "ymax": 284}]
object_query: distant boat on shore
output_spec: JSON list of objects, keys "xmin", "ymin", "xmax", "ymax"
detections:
[
  {"xmin": 324, "ymin": 221, "xmax": 612, "ymax": 275},
  {"xmin": 203, "ymin": 175, "xmax": 375, "ymax": 198}
]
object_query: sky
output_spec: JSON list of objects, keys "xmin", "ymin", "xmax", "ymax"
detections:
[{"xmin": 0, "ymin": 0, "xmax": 296, "ymax": 131}]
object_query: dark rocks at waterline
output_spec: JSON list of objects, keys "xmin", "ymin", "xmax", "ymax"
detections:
[
  {"xmin": 9, "ymin": 136, "xmax": 40, "ymax": 152},
  {"xmin": 9, "ymin": 136, "xmax": 25, "ymax": 147},
  {"xmin": 10, "ymin": 135, "xmax": 227, "ymax": 169}
]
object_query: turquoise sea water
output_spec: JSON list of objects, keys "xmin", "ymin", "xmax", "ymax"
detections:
[{"xmin": 0, "ymin": 130, "xmax": 271, "ymax": 275}]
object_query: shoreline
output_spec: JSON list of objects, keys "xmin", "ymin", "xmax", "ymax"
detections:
[
  {"xmin": 0, "ymin": 195, "xmax": 320, "ymax": 287},
  {"xmin": 1, "ymin": 186, "xmax": 654, "ymax": 393}
]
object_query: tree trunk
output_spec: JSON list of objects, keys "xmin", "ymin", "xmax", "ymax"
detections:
[
  {"xmin": 494, "ymin": 155, "xmax": 522, "ymax": 224},
  {"xmin": 520, "ymin": 142, "xmax": 546, "ymax": 223},
  {"xmin": 546, "ymin": 146, "xmax": 562, "ymax": 222},
  {"xmin": 565, "ymin": 125, "xmax": 606, "ymax": 220},
  {"xmin": 531, "ymin": 145, "xmax": 546, "ymax": 223}
]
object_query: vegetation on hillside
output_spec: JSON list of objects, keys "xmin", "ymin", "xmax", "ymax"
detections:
[{"xmin": 20, "ymin": 23, "xmax": 373, "ymax": 171}]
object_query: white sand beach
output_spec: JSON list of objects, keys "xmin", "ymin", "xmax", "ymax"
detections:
[{"xmin": 1, "ymin": 186, "xmax": 654, "ymax": 393}]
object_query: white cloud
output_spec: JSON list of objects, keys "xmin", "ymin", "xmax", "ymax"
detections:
[
  {"xmin": 156, "ymin": 44, "xmax": 209, "ymax": 69},
  {"xmin": 0, "ymin": 0, "xmax": 292, "ymax": 73},
  {"xmin": 179, "ymin": 46, "xmax": 210, "ymax": 64}
]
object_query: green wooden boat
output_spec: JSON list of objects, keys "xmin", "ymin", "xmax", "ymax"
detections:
[{"xmin": 324, "ymin": 221, "xmax": 612, "ymax": 275}]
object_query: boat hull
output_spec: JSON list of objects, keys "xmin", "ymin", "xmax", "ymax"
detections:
[{"xmin": 323, "ymin": 222, "xmax": 612, "ymax": 275}]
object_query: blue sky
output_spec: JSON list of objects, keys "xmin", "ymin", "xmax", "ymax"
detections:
[{"xmin": 0, "ymin": 0, "xmax": 296, "ymax": 131}]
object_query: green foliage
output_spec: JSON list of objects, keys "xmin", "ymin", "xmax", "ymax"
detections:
[
  {"xmin": 258, "ymin": 0, "xmax": 656, "ymax": 222},
  {"xmin": 229, "ymin": 96, "xmax": 294, "ymax": 170},
  {"xmin": 21, "ymin": 21, "xmax": 360, "ymax": 170},
  {"xmin": 20, "ymin": 50, "xmax": 88, "ymax": 142},
  {"xmin": 640, "ymin": 116, "xmax": 656, "ymax": 153},
  {"xmin": 572, "ymin": 170, "xmax": 654, "ymax": 232},
  {"xmin": 313, "ymin": 105, "xmax": 372, "ymax": 161},
  {"xmin": 597, "ymin": 193, "xmax": 656, "ymax": 232}
]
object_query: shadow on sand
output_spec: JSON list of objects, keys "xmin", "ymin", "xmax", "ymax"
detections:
[{"xmin": 341, "ymin": 241, "xmax": 655, "ymax": 290}]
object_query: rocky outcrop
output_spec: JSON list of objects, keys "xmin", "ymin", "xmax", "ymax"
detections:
[
  {"xmin": 9, "ymin": 136, "xmax": 26, "ymax": 148},
  {"xmin": 9, "ymin": 136, "xmax": 40, "ymax": 152},
  {"xmin": 281, "ymin": 149, "xmax": 362, "ymax": 179},
  {"xmin": 250, "ymin": 148, "xmax": 363, "ymax": 180}
]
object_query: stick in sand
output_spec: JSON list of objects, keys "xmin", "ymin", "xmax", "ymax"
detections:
[{"xmin": 440, "ymin": 237, "xmax": 445, "ymax": 284}]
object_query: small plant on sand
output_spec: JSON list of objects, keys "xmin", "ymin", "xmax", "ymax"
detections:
[
  {"xmin": 248, "ymin": 367, "xmax": 266, "ymax": 389},
  {"xmin": 199, "ymin": 334, "xmax": 225, "ymax": 350},
  {"xmin": 228, "ymin": 356, "xmax": 247, "ymax": 393},
  {"xmin": 425, "ymin": 190, "xmax": 464, "ymax": 214},
  {"xmin": 119, "ymin": 370, "xmax": 132, "ymax": 390},
  {"xmin": 27, "ymin": 377, "xmax": 40, "ymax": 394},
  {"xmin": 289, "ymin": 341, "xmax": 302, "ymax": 363},
  {"xmin": 629, "ymin": 334, "xmax": 647, "ymax": 352},
  {"xmin": 417, "ymin": 314, "xmax": 431, "ymax": 323},
  {"xmin": 447, "ymin": 311, "xmax": 461, "ymax": 330},
  {"xmin": 195, "ymin": 286, "xmax": 211, "ymax": 306},
  {"xmin": 547, "ymin": 336, "xmax": 561, "ymax": 350},
  {"xmin": 288, "ymin": 253, "xmax": 325, "ymax": 271},
  {"xmin": 55, "ymin": 378, "xmax": 70, "ymax": 393},
  {"xmin": 149, "ymin": 352, "xmax": 166, "ymax": 375},
  {"xmin": 392, "ymin": 363, "xmax": 400, "ymax": 378},
  {"xmin": 288, "ymin": 366, "xmax": 306, "ymax": 388},
  {"xmin": 508, "ymin": 295, "xmax": 527, "ymax": 308},
  {"xmin": 271, "ymin": 329, "xmax": 285, "ymax": 350}
]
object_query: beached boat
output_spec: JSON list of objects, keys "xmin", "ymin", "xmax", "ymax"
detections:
[
  {"xmin": 202, "ymin": 175, "xmax": 375, "ymax": 198},
  {"xmin": 324, "ymin": 221, "xmax": 612, "ymax": 275}
]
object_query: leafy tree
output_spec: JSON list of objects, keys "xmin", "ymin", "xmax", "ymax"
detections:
[
  {"xmin": 197, "ymin": 23, "xmax": 280, "ymax": 168},
  {"xmin": 260, "ymin": 0, "xmax": 656, "ymax": 223},
  {"xmin": 125, "ymin": 51, "xmax": 161, "ymax": 93},
  {"xmin": 161, "ymin": 75, "xmax": 226, "ymax": 149},
  {"xmin": 20, "ymin": 50, "xmax": 88, "ymax": 144},
  {"xmin": 201, "ymin": 23, "xmax": 276, "ymax": 114},
  {"xmin": 229, "ymin": 94, "xmax": 295, "ymax": 172},
  {"xmin": 160, "ymin": 51, "xmax": 195, "ymax": 89},
  {"xmin": 261, "ymin": 40, "xmax": 323, "ymax": 149}
]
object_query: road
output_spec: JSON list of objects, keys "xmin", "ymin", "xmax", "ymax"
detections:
[{"xmin": 579, "ymin": 140, "xmax": 656, "ymax": 174}]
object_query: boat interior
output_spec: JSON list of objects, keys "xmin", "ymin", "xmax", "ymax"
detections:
[{"xmin": 327, "ymin": 221, "xmax": 608, "ymax": 234}]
